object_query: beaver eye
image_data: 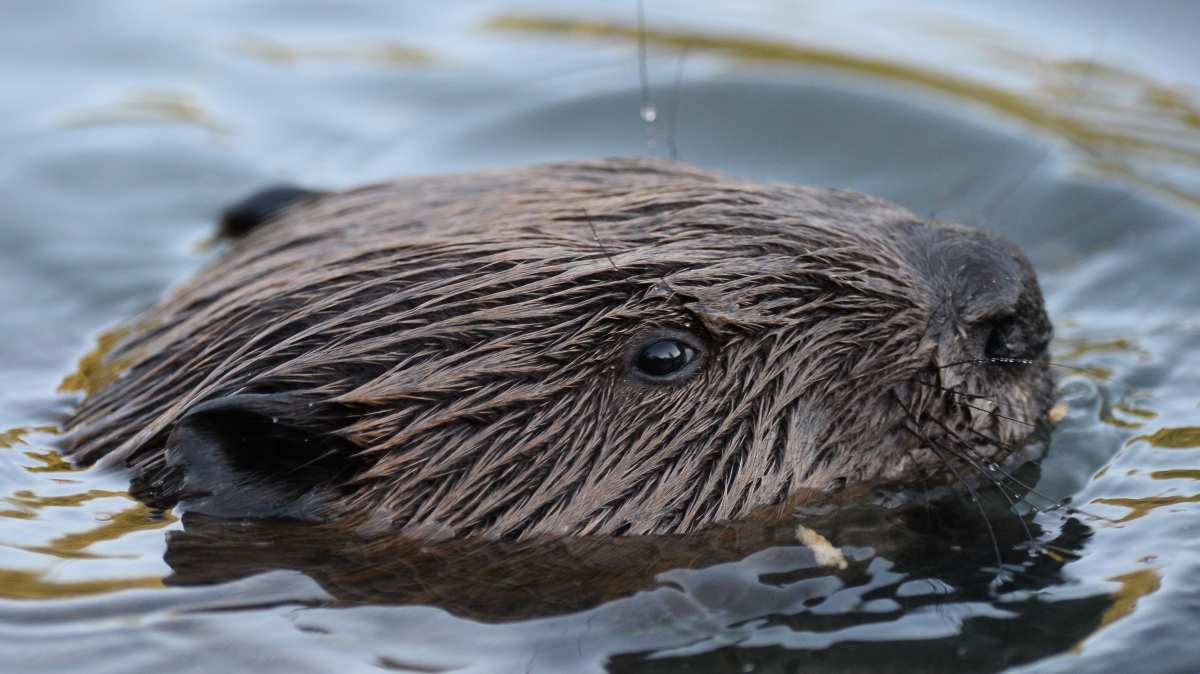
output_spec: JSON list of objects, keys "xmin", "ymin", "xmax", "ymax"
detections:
[{"xmin": 634, "ymin": 340, "xmax": 696, "ymax": 379}]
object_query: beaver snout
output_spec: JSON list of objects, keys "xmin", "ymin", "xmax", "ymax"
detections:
[
  {"xmin": 883, "ymin": 218, "xmax": 1055, "ymax": 486},
  {"xmin": 905, "ymin": 221, "xmax": 1052, "ymax": 366}
]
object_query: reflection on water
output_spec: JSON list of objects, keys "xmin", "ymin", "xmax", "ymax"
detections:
[
  {"xmin": 225, "ymin": 35, "xmax": 432, "ymax": 68},
  {"xmin": 0, "ymin": 567, "xmax": 162, "ymax": 600},
  {"xmin": 57, "ymin": 328, "xmax": 132, "ymax": 397},
  {"xmin": 1096, "ymin": 568, "xmax": 1161, "ymax": 630},
  {"xmin": 494, "ymin": 14, "xmax": 1200, "ymax": 207},
  {"xmin": 1, "ymin": 1, "xmax": 1200, "ymax": 672},
  {"xmin": 155, "ymin": 491, "xmax": 1070, "ymax": 617},
  {"xmin": 1094, "ymin": 492, "xmax": 1200, "ymax": 523},
  {"xmin": 0, "ymin": 427, "xmax": 59, "ymax": 452},
  {"xmin": 1132, "ymin": 426, "xmax": 1200, "ymax": 448},
  {"xmin": 61, "ymin": 90, "xmax": 232, "ymax": 135},
  {"xmin": 1, "ymin": 428, "xmax": 174, "ymax": 601}
]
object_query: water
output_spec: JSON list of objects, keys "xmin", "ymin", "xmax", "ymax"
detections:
[{"xmin": 3, "ymin": 1, "xmax": 1200, "ymax": 672}]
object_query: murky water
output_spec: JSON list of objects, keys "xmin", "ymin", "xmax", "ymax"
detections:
[{"xmin": 3, "ymin": 1, "xmax": 1200, "ymax": 672}]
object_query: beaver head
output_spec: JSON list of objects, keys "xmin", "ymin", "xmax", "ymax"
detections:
[{"xmin": 64, "ymin": 157, "xmax": 1054, "ymax": 538}]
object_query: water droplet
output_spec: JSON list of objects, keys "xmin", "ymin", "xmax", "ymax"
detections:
[{"xmin": 641, "ymin": 103, "xmax": 657, "ymax": 122}]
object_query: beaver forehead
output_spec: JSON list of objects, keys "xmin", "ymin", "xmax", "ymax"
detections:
[
  {"xmin": 222, "ymin": 159, "xmax": 929, "ymax": 315},
  {"xmin": 256, "ymin": 157, "xmax": 921, "ymax": 254}
]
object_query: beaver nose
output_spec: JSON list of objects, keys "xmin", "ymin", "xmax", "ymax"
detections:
[{"xmin": 905, "ymin": 221, "xmax": 1052, "ymax": 362}]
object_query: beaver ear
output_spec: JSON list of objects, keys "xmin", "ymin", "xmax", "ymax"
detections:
[
  {"xmin": 164, "ymin": 394, "xmax": 360, "ymax": 520},
  {"xmin": 218, "ymin": 186, "xmax": 322, "ymax": 237}
]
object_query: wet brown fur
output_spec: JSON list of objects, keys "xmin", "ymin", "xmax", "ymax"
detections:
[{"xmin": 64, "ymin": 157, "xmax": 1055, "ymax": 539}]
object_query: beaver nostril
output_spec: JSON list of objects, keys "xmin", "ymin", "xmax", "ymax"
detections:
[
  {"xmin": 980, "ymin": 313, "xmax": 1052, "ymax": 362},
  {"xmin": 983, "ymin": 317, "xmax": 1018, "ymax": 360}
]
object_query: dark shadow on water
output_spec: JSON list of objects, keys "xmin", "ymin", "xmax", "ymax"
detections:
[
  {"xmin": 162, "ymin": 484, "xmax": 1105, "ymax": 672},
  {"xmin": 609, "ymin": 589, "xmax": 1109, "ymax": 674}
]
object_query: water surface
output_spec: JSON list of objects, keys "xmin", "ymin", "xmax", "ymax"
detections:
[{"xmin": 3, "ymin": 1, "xmax": 1200, "ymax": 672}]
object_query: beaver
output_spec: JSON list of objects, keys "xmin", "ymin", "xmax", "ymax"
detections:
[{"xmin": 62, "ymin": 157, "xmax": 1054, "ymax": 539}]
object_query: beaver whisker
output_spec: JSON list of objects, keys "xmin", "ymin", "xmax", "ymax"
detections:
[
  {"xmin": 636, "ymin": 0, "xmax": 656, "ymax": 156},
  {"xmin": 955, "ymin": 425, "xmax": 1114, "ymax": 523},
  {"xmin": 278, "ymin": 447, "xmax": 343, "ymax": 476},
  {"xmin": 666, "ymin": 47, "xmax": 688, "ymax": 161},
  {"xmin": 903, "ymin": 447, "xmax": 935, "ymax": 503},
  {"xmin": 928, "ymin": 170, "xmax": 976, "ymax": 221},
  {"xmin": 899, "ymin": 406, "xmax": 1006, "ymax": 578},
  {"xmin": 941, "ymin": 358, "xmax": 1156, "ymax": 397},
  {"xmin": 938, "ymin": 357, "xmax": 1053, "ymax": 369},
  {"xmin": 935, "ymin": 439, "xmax": 1099, "ymax": 526},
  {"xmin": 981, "ymin": 473, "xmax": 1037, "ymax": 549},
  {"xmin": 914, "ymin": 378, "xmax": 1047, "ymax": 411},
  {"xmin": 1055, "ymin": 325, "xmax": 1199, "ymax": 339},
  {"xmin": 582, "ymin": 208, "xmax": 637, "ymax": 294},
  {"xmin": 922, "ymin": 411, "xmax": 1024, "ymax": 480},
  {"xmin": 917, "ymin": 412, "xmax": 1040, "ymax": 548},
  {"xmin": 954, "ymin": 401, "xmax": 1038, "ymax": 429},
  {"xmin": 926, "ymin": 283, "xmax": 963, "ymax": 327},
  {"xmin": 934, "ymin": 432, "xmax": 1038, "ymax": 550},
  {"xmin": 967, "ymin": 47, "xmax": 1106, "ymax": 231},
  {"xmin": 976, "ymin": 148, "xmax": 1053, "ymax": 227}
]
